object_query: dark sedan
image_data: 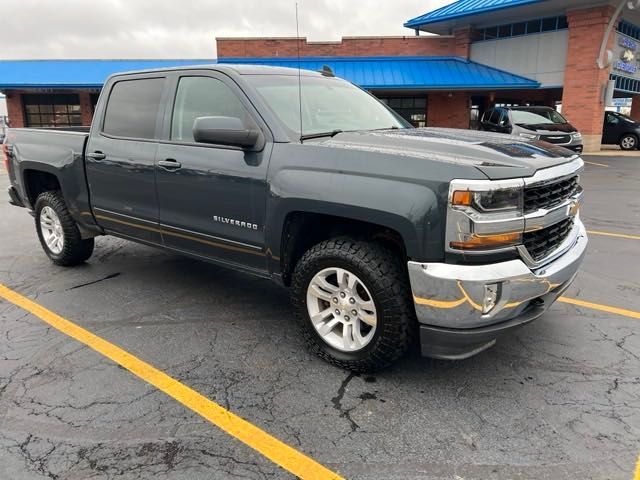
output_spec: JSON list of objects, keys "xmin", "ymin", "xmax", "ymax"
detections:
[{"xmin": 602, "ymin": 111, "xmax": 640, "ymax": 150}]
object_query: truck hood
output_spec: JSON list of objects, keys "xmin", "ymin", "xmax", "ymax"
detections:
[{"xmin": 312, "ymin": 127, "xmax": 579, "ymax": 179}]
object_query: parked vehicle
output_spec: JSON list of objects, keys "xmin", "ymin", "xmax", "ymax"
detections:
[
  {"xmin": 602, "ymin": 111, "xmax": 640, "ymax": 150},
  {"xmin": 5, "ymin": 65, "xmax": 587, "ymax": 371},
  {"xmin": 480, "ymin": 106, "xmax": 583, "ymax": 153}
]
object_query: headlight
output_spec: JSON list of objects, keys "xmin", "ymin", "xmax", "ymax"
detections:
[
  {"xmin": 518, "ymin": 133, "xmax": 538, "ymax": 140},
  {"xmin": 452, "ymin": 187, "xmax": 523, "ymax": 213},
  {"xmin": 571, "ymin": 132, "xmax": 582, "ymax": 140},
  {"xmin": 447, "ymin": 182, "xmax": 525, "ymax": 252}
]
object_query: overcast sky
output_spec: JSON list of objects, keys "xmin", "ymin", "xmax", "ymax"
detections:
[{"xmin": 0, "ymin": 0, "xmax": 450, "ymax": 59}]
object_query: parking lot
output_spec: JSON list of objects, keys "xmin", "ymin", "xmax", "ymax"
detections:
[{"xmin": 0, "ymin": 155, "xmax": 638, "ymax": 480}]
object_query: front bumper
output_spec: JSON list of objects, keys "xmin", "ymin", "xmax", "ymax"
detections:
[{"xmin": 408, "ymin": 221, "xmax": 587, "ymax": 359}]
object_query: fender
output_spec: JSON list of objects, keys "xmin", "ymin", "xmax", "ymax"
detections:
[{"xmin": 265, "ymin": 166, "xmax": 444, "ymax": 275}]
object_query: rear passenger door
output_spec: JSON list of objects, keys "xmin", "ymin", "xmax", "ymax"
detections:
[
  {"xmin": 154, "ymin": 71, "xmax": 272, "ymax": 273},
  {"xmin": 86, "ymin": 75, "xmax": 169, "ymax": 244}
]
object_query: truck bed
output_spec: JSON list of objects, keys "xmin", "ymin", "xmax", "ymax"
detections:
[{"xmin": 5, "ymin": 127, "xmax": 94, "ymax": 230}]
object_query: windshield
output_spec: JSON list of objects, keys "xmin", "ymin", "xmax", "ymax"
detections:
[
  {"xmin": 613, "ymin": 112, "xmax": 636, "ymax": 123},
  {"xmin": 511, "ymin": 108, "xmax": 567, "ymax": 125},
  {"xmin": 245, "ymin": 74, "xmax": 409, "ymax": 137}
]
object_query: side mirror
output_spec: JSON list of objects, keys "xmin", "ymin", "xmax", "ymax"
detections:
[{"xmin": 193, "ymin": 116, "xmax": 260, "ymax": 149}]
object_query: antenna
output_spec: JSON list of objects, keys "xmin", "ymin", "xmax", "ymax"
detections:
[{"xmin": 295, "ymin": 2, "xmax": 303, "ymax": 142}]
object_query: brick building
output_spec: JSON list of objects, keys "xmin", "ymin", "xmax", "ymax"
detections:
[{"xmin": 2, "ymin": 0, "xmax": 640, "ymax": 152}]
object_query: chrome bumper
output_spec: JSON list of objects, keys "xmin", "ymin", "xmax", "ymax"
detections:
[{"xmin": 408, "ymin": 220, "xmax": 587, "ymax": 359}]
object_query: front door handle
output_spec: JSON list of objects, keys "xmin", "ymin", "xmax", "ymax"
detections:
[
  {"xmin": 87, "ymin": 151, "xmax": 106, "ymax": 161},
  {"xmin": 158, "ymin": 159, "xmax": 182, "ymax": 171}
]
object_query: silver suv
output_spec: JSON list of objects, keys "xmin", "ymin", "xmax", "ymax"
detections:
[{"xmin": 480, "ymin": 106, "xmax": 583, "ymax": 153}]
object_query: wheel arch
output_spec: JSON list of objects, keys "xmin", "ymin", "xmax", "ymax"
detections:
[{"xmin": 276, "ymin": 209, "xmax": 412, "ymax": 286}]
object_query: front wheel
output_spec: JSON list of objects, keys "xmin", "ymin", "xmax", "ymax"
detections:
[
  {"xmin": 35, "ymin": 191, "xmax": 94, "ymax": 266},
  {"xmin": 620, "ymin": 134, "xmax": 638, "ymax": 150},
  {"xmin": 290, "ymin": 238, "xmax": 415, "ymax": 372}
]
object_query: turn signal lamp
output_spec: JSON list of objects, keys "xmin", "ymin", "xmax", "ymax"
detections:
[{"xmin": 449, "ymin": 231, "xmax": 522, "ymax": 250}]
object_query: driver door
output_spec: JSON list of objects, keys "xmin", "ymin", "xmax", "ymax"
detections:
[{"xmin": 154, "ymin": 71, "xmax": 271, "ymax": 272}]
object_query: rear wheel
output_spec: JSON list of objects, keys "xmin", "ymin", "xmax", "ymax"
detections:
[
  {"xmin": 620, "ymin": 133, "xmax": 638, "ymax": 150},
  {"xmin": 291, "ymin": 238, "xmax": 415, "ymax": 372},
  {"xmin": 35, "ymin": 191, "xmax": 94, "ymax": 266}
]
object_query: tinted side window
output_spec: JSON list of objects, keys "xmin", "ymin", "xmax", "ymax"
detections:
[
  {"xmin": 103, "ymin": 78, "xmax": 165, "ymax": 139},
  {"xmin": 171, "ymin": 76, "xmax": 250, "ymax": 143},
  {"xmin": 489, "ymin": 109, "xmax": 501, "ymax": 124}
]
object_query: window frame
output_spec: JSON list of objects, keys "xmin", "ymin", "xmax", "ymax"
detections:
[
  {"xmin": 99, "ymin": 74, "xmax": 169, "ymax": 142},
  {"xmin": 159, "ymin": 70, "xmax": 269, "ymax": 151}
]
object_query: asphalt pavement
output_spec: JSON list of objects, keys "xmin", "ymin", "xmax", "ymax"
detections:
[{"xmin": 0, "ymin": 155, "xmax": 638, "ymax": 479}]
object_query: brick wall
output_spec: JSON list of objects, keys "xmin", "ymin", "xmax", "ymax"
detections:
[
  {"xmin": 5, "ymin": 92, "xmax": 25, "ymax": 128},
  {"xmin": 78, "ymin": 92, "xmax": 94, "ymax": 126},
  {"xmin": 630, "ymin": 95, "xmax": 640, "ymax": 121},
  {"xmin": 561, "ymin": 5, "xmax": 615, "ymax": 152},
  {"xmin": 427, "ymin": 92, "xmax": 470, "ymax": 129},
  {"xmin": 216, "ymin": 35, "xmax": 457, "ymax": 58}
]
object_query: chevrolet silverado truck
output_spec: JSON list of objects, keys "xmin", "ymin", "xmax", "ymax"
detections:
[{"xmin": 4, "ymin": 65, "xmax": 587, "ymax": 371}]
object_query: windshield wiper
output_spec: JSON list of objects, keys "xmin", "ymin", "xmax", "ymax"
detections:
[{"xmin": 300, "ymin": 129, "xmax": 343, "ymax": 141}]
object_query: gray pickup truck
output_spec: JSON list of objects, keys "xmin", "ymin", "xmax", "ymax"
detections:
[{"xmin": 4, "ymin": 64, "xmax": 587, "ymax": 371}]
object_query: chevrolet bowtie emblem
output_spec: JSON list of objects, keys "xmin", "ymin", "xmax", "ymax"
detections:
[{"xmin": 568, "ymin": 200, "xmax": 580, "ymax": 216}]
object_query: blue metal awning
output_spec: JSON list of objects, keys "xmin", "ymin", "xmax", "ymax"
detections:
[
  {"xmin": 0, "ymin": 57, "xmax": 539, "ymax": 91},
  {"xmin": 405, "ymin": 0, "xmax": 548, "ymax": 30},
  {"xmin": 0, "ymin": 59, "xmax": 214, "ymax": 88},
  {"xmin": 219, "ymin": 56, "xmax": 540, "ymax": 90}
]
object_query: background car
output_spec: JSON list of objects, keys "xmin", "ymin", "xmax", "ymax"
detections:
[
  {"xmin": 602, "ymin": 111, "xmax": 640, "ymax": 150},
  {"xmin": 480, "ymin": 106, "xmax": 583, "ymax": 153}
]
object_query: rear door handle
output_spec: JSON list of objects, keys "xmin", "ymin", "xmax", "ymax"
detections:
[
  {"xmin": 158, "ymin": 159, "xmax": 182, "ymax": 171},
  {"xmin": 87, "ymin": 151, "xmax": 106, "ymax": 161}
]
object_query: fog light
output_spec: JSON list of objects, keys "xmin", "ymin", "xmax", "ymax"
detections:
[{"xmin": 483, "ymin": 283, "xmax": 500, "ymax": 314}]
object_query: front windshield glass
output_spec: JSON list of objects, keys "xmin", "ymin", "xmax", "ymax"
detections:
[
  {"xmin": 511, "ymin": 108, "xmax": 567, "ymax": 125},
  {"xmin": 245, "ymin": 74, "xmax": 409, "ymax": 137},
  {"xmin": 614, "ymin": 112, "xmax": 636, "ymax": 123}
]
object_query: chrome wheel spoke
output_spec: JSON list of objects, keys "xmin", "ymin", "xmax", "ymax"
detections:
[
  {"xmin": 308, "ymin": 283, "xmax": 334, "ymax": 303},
  {"xmin": 358, "ymin": 310, "xmax": 377, "ymax": 327},
  {"xmin": 317, "ymin": 317, "xmax": 341, "ymax": 337}
]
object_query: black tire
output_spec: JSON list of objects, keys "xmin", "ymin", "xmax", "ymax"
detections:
[
  {"xmin": 620, "ymin": 133, "xmax": 638, "ymax": 150},
  {"xmin": 34, "ymin": 191, "xmax": 94, "ymax": 266},
  {"xmin": 290, "ymin": 238, "xmax": 415, "ymax": 372}
]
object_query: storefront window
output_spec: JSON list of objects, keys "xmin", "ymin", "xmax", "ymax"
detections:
[
  {"xmin": 23, "ymin": 94, "xmax": 82, "ymax": 128},
  {"xmin": 377, "ymin": 96, "xmax": 427, "ymax": 127}
]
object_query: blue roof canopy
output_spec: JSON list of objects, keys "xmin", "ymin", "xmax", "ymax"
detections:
[
  {"xmin": 0, "ymin": 57, "xmax": 539, "ymax": 91},
  {"xmin": 0, "ymin": 59, "xmax": 214, "ymax": 88},
  {"xmin": 405, "ymin": 0, "xmax": 548, "ymax": 30},
  {"xmin": 219, "ymin": 56, "xmax": 540, "ymax": 90}
]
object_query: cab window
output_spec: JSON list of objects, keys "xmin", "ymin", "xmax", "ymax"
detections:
[
  {"xmin": 605, "ymin": 112, "xmax": 619, "ymax": 125},
  {"xmin": 103, "ymin": 78, "xmax": 165, "ymax": 139},
  {"xmin": 171, "ymin": 76, "xmax": 251, "ymax": 143}
]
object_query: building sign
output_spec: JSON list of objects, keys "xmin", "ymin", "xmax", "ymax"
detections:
[{"xmin": 613, "ymin": 33, "xmax": 640, "ymax": 77}]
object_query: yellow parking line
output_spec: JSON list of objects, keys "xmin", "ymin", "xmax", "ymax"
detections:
[
  {"xmin": 0, "ymin": 283, "xmax": 343, "ymax": 480},
  {"xmin": 558, "ymin": 296, "xmax": 640, "ymax": 320},
  {"xmin": 587, "ymin": 230, "xmax": 640, "ymax": 240},
  {"xmin": 583, "ymin": 160, "xmax": 610, "ymax": 167},
  {"xmin": 634, "ymin": 455, "xmax": 640, "ymax": 480}
]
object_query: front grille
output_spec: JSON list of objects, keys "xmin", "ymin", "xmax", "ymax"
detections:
[
  {"xmin": 524, "ymin": 175, "xmax": 579, "ymax": 212},
  {"xmin": 540, "ymin": 134, "xmax": 571, "ymax": 144},
  {"xmin": 523, "ymin": 217, "xmax": 574, "ymax": 262}
]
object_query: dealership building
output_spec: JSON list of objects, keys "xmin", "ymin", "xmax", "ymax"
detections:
[{"xmin": 2, "ymin": 0, "xmax": 640, "ymax": 151}]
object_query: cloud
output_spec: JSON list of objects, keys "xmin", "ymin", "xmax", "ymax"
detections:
[{"xmin": 0, "ymin": 0, "xmax": 449, "ymax": 59}]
